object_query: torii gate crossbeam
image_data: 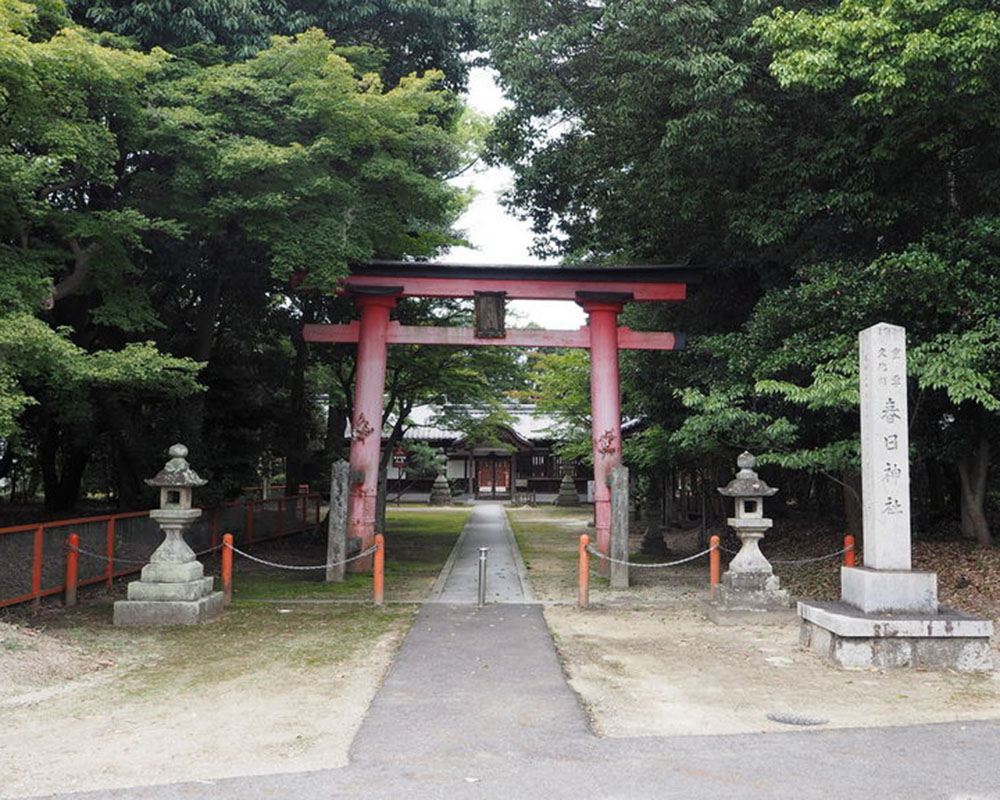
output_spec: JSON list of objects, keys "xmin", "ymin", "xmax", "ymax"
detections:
[{"xmin": 303, "ymin": 261, "xmax": 700, "ymax": 573}]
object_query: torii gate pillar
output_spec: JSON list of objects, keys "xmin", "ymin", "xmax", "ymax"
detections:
[
  {"xmin": 347, "ymin": 290, "xmax": 397, "ymax": 571},
  {"xmin": 580, "ymin": 298, "xmax": 624, "ymax": 565}
]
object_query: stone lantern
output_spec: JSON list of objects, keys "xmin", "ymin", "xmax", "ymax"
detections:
[
  {"xmin": 428, "ymin": 448, "xmax": 452, "ymax": 506},
  {"xmin": 555, "ymin": 462, "xmax": 580, "ymax": 507},
  {"xmin": 712, "ymin": 452, "xmax": 790, "ymax": 614},
  {"xmin": 113, "ymin": 444, "xmax": 224, "ymax": 625}
]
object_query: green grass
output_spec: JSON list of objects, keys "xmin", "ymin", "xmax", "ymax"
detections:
[
  {"xmin": 230, "ymin": 507, "xmax": 471, "ymax": 603},
  {"xmin": 507, "ymin": 506, "xmax": 592, "ymax": 601}
]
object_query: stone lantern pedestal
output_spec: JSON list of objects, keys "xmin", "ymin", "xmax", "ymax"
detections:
[
  {"xmin": 113, "ymin": 444, "xmax": 223, "ymax": 626},
  {"xmin": 555, "ymin": 464, "xmax": 580, "ymax": 506},
  {"xmin": 709, "ymin": 453, "xmax": 791, "ymax": 623},
  {"xmin": 428, "ymin": 449, "xmax": 452, "ymax": 506}
]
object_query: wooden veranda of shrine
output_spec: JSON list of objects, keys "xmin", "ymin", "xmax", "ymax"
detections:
[{"xmin": 303, "ymin": 261, "xmax": 701, "ymax": 570}]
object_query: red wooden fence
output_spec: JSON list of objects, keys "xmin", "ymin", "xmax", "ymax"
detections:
[{"xmin": 0, "ymin": 493, "xmax": 323, "ymax": 609}]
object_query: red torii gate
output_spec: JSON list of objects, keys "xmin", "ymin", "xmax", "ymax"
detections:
[{"xmin": 303, "ymin": 261, "xmax": 699, "ymax": 570}]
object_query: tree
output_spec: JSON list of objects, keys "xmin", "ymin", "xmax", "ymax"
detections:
[
  {"xmin": 66, "ymin": 0, "xmax": 478, "ymax": 87},
  {"xmin": 0, "ymin": 1, "xmax": 205, "ymax": 508},
  {"xmin": 482, "ymin": 0, "xmax": 1000, "ymax": 546},
  {"xmin": 1, "ymin": 4, "xmax": 473, "ymax": 509}
]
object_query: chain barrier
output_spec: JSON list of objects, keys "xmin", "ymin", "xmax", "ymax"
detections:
[
  {"xmin": 68, "ymin": 543, "xmax": 221, "ymax": 565},
  {"xmin": 770, "ymin": 547, "xmax": 850, "ymax": 565},
  {"xmin": 224, "ymin": 542, "xmax": 378, "ymax": 571},
  {"xmin": 716, "ymin": 543, "xmax": 850, "ymax": 565},
  {"xmin": 585, "ymin": 543, "xmax": 716, "ymax": 568},
  {"xmin": 68, "ymin": 540, "xmax": 375, "ymax": 572}
]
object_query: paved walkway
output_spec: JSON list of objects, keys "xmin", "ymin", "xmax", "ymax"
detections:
[{"xmin": 40, "ymin": 505, "xmax": 1000, "ymax": 799}]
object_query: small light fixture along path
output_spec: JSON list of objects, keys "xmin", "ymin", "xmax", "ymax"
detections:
[
  {"xmin": 708, "ymin": 451, "xmax": 792, "ymax": 622},
  {"xmin": 113, "ymin": 443, "xmax": 223, "ymax": 626}
]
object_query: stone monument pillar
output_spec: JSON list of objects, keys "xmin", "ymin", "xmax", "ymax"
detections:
[
  {"xmin": 114, "ymin": 445, "xmax": 224, "ymax": 625},
  {"xmin": 799, "ymin": 323, "xmax": 993, "ymax": 669},
  {"xmin": 708, "ymin": 453, "xmax": 791, "ymax": 622},
  {"xmin": 428, "ymin": 449, "xmax": 452, "ymax": 506},
  {"xmin": 555, "ymin": 463, "xmax": 580, "ymax": 506}
]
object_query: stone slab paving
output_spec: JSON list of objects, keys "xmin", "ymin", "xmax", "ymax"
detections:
[
  {"xmin": 27, "ymin": 504, "xmax": 1000, "ymax": 800},
  {"xmin": 428, "ymin": 503, "xmax": 534, "ymax": 604}
]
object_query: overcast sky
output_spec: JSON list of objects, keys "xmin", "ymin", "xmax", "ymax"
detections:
[{"xmin": 440, "ymin": 67, "xmax": 587, "ymax": 330}]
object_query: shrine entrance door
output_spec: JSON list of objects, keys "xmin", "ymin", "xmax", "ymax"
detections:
[{"xmin": 476, "ymin": 457, "xmax": 511, "ymax": 499}]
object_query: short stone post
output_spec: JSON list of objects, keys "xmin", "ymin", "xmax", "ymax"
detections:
[
  {"xmin": 326, "ymin": 460, "xmax": 349, "ymax": 583},
  {"xmin": 555, "ymin": 463, "xmax": 580, "ymax": 506},
  {"xmin": 709, "ymin": 452, "xmax": 790, "ymax": 619},
  {"xmin": 428, "ymin": 449, "xmax": 452, "ymax": 506},
  {"xmin": 113, "ymin": 444, "xmax": 223, "ymax": 626},
  {"xmin": 609, "ymin": 465, "xmax": 630, "ymax": 589}
]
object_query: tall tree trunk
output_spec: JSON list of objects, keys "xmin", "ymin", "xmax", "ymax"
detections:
[
  {"xmin": 640, "ymin": 471, "xmax": 668, "ymax": 556},
  {"xmin": 841, "ymin": 470, "xmax": 862, "ymax": 541},
  {"xmin": 180, "ymin": 272, "xmax": 225, "ymax": 460},
  {"xmin": 40, "ymin": 420, "xmax": 90, "ymax": 512},
  {"xmin": 284, "ymin": 324, "xmax": 310, "ymax": 497},
  {"xmin": 103, "ymin": 396, "xmax": 148, "ymax": 510},
  {"xmin": 957, "ymin": 422, "xmax": 991, "ymax": 547},
  {"xmin": 324, "ymin": 403, "xmax": 349, "ymax": 462},
  {"xmin": 925, "ymin": 459, "xmax": 947, "ymax": 516}
]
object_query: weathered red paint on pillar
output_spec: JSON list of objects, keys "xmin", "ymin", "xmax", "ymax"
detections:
[
  {"xmin": 221, "ymin": 533, "xmax": 233, "ymax": 606},
  {"xmin": 710, "ymin": 535, "xmax": 721, "ymax": 597},
  {"xmin": 844, "ymin": 534, "xmax": 856, "ymax": 568},
  {"xmin": 348, "ymin": 293, "xmax": 397, "ymax": 571},
  {"xmin": 580, "ymin": 300, "xmax": 623, "ymax": 562},
  {"xmin": 65, "ymin": 533, "xmax": 79, "ymax": 607},
  {"xmin": 578, "ymin": 534, "xmax": 590, "ymax": 608}
]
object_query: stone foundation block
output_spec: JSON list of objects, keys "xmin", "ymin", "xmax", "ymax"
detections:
[
  {"xmin": 841, "ymin": 566, "xmax": 938, "ymax": 613},
  {"xmin": 113, "ymin": 592, "xmax": 223, "ymax": 626},
  {"xmin": 126, "ymin": 576, "xmax": 215, "ymax": 602},
  {"xmin": 799, "ymin": 601, "xmax": 994, "ymax": 672},
  {"xmin": 141, "ymin": 560, "xmax": 204, "ymax": 583}
]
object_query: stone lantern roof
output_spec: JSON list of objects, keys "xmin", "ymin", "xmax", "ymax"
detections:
[
  {"xmin": 145, "ymin": 444, "xmax": 207, "ymax": 489},
  {"xmin": 717, "ymin": 452, "xmax": 778, "ymax": 498}
]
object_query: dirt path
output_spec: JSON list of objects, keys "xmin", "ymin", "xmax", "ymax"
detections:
[
  {"xmin": 546, "ymin": 604, "xmax": 1000, "ymax": 737},
  {"xmin": 507, "ymin": 506, "xmax": 1000, "ymax": 737},
  {"xmin": 0, "ymin": 606, "xmax": 411, "ymax": 798}
]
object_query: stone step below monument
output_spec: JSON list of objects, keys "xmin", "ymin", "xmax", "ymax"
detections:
[
  {"xmin": 799, "ymin": 600, "xmax": 994, "ymax": 671},
  {"xmin": 114, "ymin": 593, "xmax": 224, "ymax": 626},
  {"xmin": 126, "ymin": 576, "xmax": 215, "ymax": 602}
]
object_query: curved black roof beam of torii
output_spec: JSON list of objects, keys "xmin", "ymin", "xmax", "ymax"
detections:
[{"xmin": 339, "ymin": 260, "xmax": 703, "ymax": 303}]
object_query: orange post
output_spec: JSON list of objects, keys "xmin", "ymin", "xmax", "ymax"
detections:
[
  {"xmin": 373, "ymin": 534, "xmax": 385, "ymax": 606},
  {"xmin": 844, "ymin": 534, "xmax": 856, "ymax": 568},
  {"xmin": 31, "ymin": 525, "xmax": 43, "ymax": 607},
  {"xmin": 65, "ymin": 533, "xmax": 79, "ymax": 607},
  {"xmin": 709, "ymin": 535, "xmax": 721, "ymax": 597},
  {"xmin": 221, "ymin": 533, "xmax": 233, "ymax": 607},
  {"xmin": 578, "ymin": 534, "xmax": 590, "ymax": 608}
]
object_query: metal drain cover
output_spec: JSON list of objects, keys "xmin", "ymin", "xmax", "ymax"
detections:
[{"xmin": 766, "ymin": 712, "xmax": 829, "ymax": 726}]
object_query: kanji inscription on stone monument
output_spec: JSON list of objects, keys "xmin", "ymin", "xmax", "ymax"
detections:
[{"xmin": 860, "ymin": 323, "xmax": 910, "ymax": 570}]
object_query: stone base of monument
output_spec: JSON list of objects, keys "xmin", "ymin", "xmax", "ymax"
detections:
[
  {"xmin": 707, "ymin": 569, "xmax": 795, "ymax": 625},
  {"xmin": 428, "ymin": 475, "xmax": 452, "ymax": 506},
  {"xmin": 113, "ymin": 561, "xmax": 223, "ymax": 626},
  {"xmin": 799, "ymin": 600, "xmax": 994, "ymax": 671},
  {"xmin": 555, "ymin": 474, "xmax": 580, "ymax": 506}
]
